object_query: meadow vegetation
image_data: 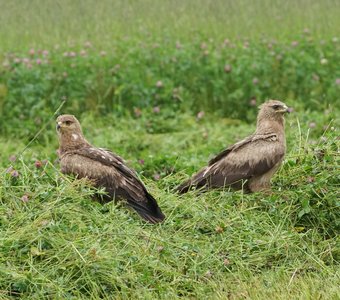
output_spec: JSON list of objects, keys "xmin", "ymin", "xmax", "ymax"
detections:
[{"xmin": 0, "ymin": 1, "xmax": 339, "ymax": 299}]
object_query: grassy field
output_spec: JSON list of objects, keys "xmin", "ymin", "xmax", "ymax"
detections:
[
  {"xmin": 0, "ymin": 1, "xmax": 339, "ymax": 299},
  {"xmin": 0, "ymin": 112, "xmax": 339, "ymax": 299},
  {"xmin": 0, "ymin": 0, "xmax": 339, "ymax": 50}
]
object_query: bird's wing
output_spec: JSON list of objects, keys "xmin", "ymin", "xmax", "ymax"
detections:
[
  {"xmin": 208, "ymin": 134, "xmax": 255, "ymax": 166},
  {"xmin": 60, "ymin": 146, "xmax": 165, "ymax": 223},
  {"xmin": 178, "ymin": 133, "xmax": 284, "ymax": 192}
]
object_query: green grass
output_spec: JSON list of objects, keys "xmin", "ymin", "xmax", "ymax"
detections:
[
  {"xmin": 1, "ymin": 31, "xmax": 339, "ymax": 136},
  {"xmin": 0, "ymin": 0, "xmax": 339, "ymax": 298},
  {"xmin": 0, "ymin": 0, "xmax": 339, "ymax": 51},
  {"xmin": 1, "ymin": 1, "xmax": 339, "ymax": 136},
  {"xmin": 0, "ymin": 112, "xmax": 339, "ymax": 299}
]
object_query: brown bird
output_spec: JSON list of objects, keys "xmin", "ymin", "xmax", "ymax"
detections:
[
  {"xmin": 177, "ymin": 100, "xmax": 289, "ymax": 194},
  {"xmin": 56, "ymin": 115, "xmax": 165, "ymax": 224}
]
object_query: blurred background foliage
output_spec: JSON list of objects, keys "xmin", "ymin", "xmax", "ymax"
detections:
[{"xmin": 0, "ymin": 0, "xmax": 339, "ymax": 137}]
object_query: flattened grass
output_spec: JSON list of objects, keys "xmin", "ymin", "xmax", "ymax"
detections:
[{"xmin": 0, "ymin": 112, "xmax": 339, "ymax": 299}]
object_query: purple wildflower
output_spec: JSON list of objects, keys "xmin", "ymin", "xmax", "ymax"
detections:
[
  {"xmin": 309, "ymin": 122, "xmax": 316, "ymax": 128},
  {"xmin": 200, "ymin": 42, "xmax": 207, "ymax": 50},
  {"xmin": 153, "ymin": 106, "xmax": 160, "ymax": 113},
  {"xmin": 9, "ymin": 155, "xmax": 16, "ymax": 162},
  {"xmin": 80, "ymin": 50, "xmax": 87, "ymax": 56},
  {"xmin": 224, "ymin": 64, "xmax": 232, "ymax": 73},
  {"xmin": 153, "ymin": 173, "xmax": 161, "ymax": 181},
  {"xmin": 243, "ymin": 41, "xmax": 249, "ymax": 48},
  {"xmin": 306, "ymin": 176, "xmax": 314, "ymax": 183},
  {"xmin": 249, "ymin": 98, "xmax": 257, "ymax": 106},
  {"xmin": 21, "ymin": 195, "xmax": 29, "ymax": 202},
  {"xmin": 84, "ymin": 41, "xmax": 92, "ymax": 48},
  {"xmin": 197, "ymin": 111, "xmax": 205, "ymax": 120},
  {"xmin": 6, "ymin": 166, "xmax": 13, "ymax": 173},
  {"xmin": 11, "ymin": 170, "xmax": 19, "ymax": 177},
  {"xmin": 252, "ymin": 78, "xmax": 259, "ymax": 85},
  {"xmin": 35, "ymin": 160, "xmax": 43, "ymax": 168}
]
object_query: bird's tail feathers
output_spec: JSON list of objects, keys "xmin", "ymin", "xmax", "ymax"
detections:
[
  {"xmin": 176, "ymin": 179, "xmax": 193, "ymax": 194},
  {"xmin": 176, "ymin": 171, "xmax": 209, "ymax": 194},
  {"xmin": 127, "ymin": 193, "xmax": 165, "ymax": 224}
]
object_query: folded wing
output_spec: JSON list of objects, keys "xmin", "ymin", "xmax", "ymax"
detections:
[
  {"xmin": 177, "ymin": 133, "xmax": 285, "ymax": 193},
  {"xmin": 61, "ymin": 147, "xmax": 165, "ymax": 223}
]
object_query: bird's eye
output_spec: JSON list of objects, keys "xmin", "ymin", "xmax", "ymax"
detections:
[
  {"xmin": 65, "ymin": 121, "xmax": 72, "ymax": 125},
  {"xmin": 272, "ymin": 105, "xmax": 281, "ymax": 110}
]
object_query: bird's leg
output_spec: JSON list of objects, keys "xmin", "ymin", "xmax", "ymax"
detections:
[{"xmin": 248, "ymin": 178, "xmax": 272, "ymax": 194}]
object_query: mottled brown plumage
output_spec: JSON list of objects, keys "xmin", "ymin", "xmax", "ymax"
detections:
[
  {"xmin": 177, "ymin": 100, "xmax": 289, "ymax": 194},
  {"xmin": 56, "ymin": 115, "xmax": 165, "ymax": 223}
]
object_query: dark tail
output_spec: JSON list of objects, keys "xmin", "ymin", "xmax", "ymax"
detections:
[
  {"xmin": 176, "ymin": 170, "xmax": 211, "ymax": 194},
  {"xmin": 128, "ymin": 192, "xmax": 165, "ymax": 224},
  {"xmin": 176, "ymin": 179, "xmax": 193, "ymax": 194}
]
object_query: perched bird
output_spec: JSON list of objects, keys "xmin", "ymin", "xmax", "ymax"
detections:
[
  {"xmin": 56, "ymin": 115, "xmax": 165, "ymax": 224},
  {"xmin": 177, "ymin": 100, "xmax": 289, "ymax": 194}
]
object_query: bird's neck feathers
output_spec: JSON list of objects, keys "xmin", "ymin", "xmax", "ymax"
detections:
[
  {"xmin": 256, "ymin": 111, "xmax": 285, "ymax": 134},
  {"xmin": 58, "ymin": 131, "xmax": 89, "ymax": 154}
]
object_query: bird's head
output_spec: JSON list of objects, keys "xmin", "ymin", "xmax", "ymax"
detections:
[
  {"xmin": 56, "ymin": 114, "xmax": 82, "ymax": 133},
  {"xmin": 56, "ymin": 115, "xmax": 87, "ymax": 151},
  {"xmin": 258, "ymin": 99, "xmax": 289, "ymax": 121},
  {"xmin": 56, "ymin": 114, "xmax": 85, "ymax": 143}
]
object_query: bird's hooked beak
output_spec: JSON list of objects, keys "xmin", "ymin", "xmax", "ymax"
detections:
[
  {"xmin": 56, "ymin": 121, "xmax": 62, "ymax": 131},
  {"xmin": 283, "ymin": 105, "xmax": 290, "ymax": 114},
  {"xmin": 278, "ymin": 105, "xmax": 290, "ymax": 114}
]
